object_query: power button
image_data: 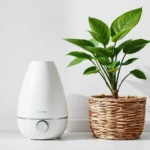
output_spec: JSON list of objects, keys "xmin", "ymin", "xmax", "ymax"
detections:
[{"xmin": 36, "ymin": 120, "xmax": 49, "ymax": 132}]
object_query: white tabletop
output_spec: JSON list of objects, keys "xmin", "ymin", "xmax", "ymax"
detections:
[{"xmin": 0, "ymin": 131, "xmax": 150, "ymax": 150}]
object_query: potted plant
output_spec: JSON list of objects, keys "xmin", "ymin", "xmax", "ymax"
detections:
[{"xmin": 64, "ymin": 8, "xmax": 149, "ymax": 140}]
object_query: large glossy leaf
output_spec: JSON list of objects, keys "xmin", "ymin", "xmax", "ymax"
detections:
[
  {"xmin": 88, "ymin": 17, "xmax": 110, "ymax": 46},
  {"xmin": 123, "ymin": 39, "xmax": 150, "ymax": 54},
  {"xmin": 107, "ymin": 46, "xmax": 114, "ymax": 51},
  {"xmin": 83, "ymin": 66, "xmax": 99, "ymax": 75},
  {"xmin": 130, "ymin": 69, "xmax": 146, "ymax": 80},
  {"xmin": 88, "ymin": 31, "xmax": 105, "ymax": 45},
  {"xmin": 111, "ymin": 8, "xmax": 142, "ymax": 41},
  {"xmin": 84, "ymin": 46, "xmax": 102, "ymax": 55},
  {"xmin": 116, "ymin": 39, "xmax": 132, "ymax": 55},
  {"xmin": 112, "ymin": 29, "xmax": 131, "ymax": 42},
  {"xmin": 89, "ymin": 38, "xmax": 99, "ymax": 47},
  {"xmin": 67, "ymin": 51, "xmax": 92, "ymax": 60},
  {"xmin": 122, "ymin": 58, "xmax": 138, "ymax": 65},
  {"xmin": 107, "ymin": 61, "xmax": 120, "ymax": 68},
  {"xmin": 85, "ymin": 46, "xmax": 113, "ymax": 57},
  {"xmin": 64, "ymin": 39, "xmax": 94, "ymax": 49},
  {"xmin": 67, "ymin": 58, "xmax": 85, "ymax": 67},
  {"xmin": 94, "ymin": 57, "xmax": 108, "ymax": 65}
]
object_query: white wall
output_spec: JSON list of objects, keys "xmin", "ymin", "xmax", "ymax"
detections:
[{"xmin": 0, "ymin": 0, "xmax": 150, "ymax": 131}]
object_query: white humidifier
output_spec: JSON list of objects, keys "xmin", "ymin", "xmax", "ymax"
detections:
[{"xmin": 17, "ymin": 61, "xmax": 68, "ymax": 139}]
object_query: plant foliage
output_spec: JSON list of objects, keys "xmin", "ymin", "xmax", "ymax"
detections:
[{"xmin": 65, "ymin": 7, "xmax": 150, "ymax": 99}]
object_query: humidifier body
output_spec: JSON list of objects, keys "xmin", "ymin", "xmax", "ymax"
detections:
[{"xmin": 17, "ymin": 61, "xmax": 68, "ymax": 139}]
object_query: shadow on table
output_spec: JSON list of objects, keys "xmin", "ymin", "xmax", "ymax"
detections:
[
  {"xmin": 59, "ymin": 133, "xmax": 150, "ymax": 141},
  {"xmin": 139, "ymin": 132, "xmax": 150, "ymax": 140},
  {"xmin": 59, "ymin": 132, "xmax": 94, "ymax": 141},
  {"xmin": 59, "ymin": 132, "xmax": 150, "ymax": 141}
]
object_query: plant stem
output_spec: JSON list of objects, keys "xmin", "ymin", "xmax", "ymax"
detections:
[
  {"xmin": 93, "ymin": 54, "xmax": 105, "ymax": 77},
  {"xmin": 112, "ymin": 90, "xmax": 118, "ymax": 99},
  {"xmin": 100, "ymin": 64, "xmax": 111, "ymax": 82},
  {"xmin": 91, "ymin": 60, "xmax": 112, "ymax": 91},
  {"xmin": 118, "ymin": 73, "xmax": 130, "ymax": 91},
  {"xmin": 102, "ymin": 46, "xmax": 112, "ymax": 85},
  {"xmin": 114, "ymin": 43, "xmax": 118, "ymax": 62},
  {"xmin": 112, "ymin": 42, "xmax": 117, "ymax": 91},
  {"xmin": 95, "ymin": 60, "xmax": 103, "ymax": 74},
  {"xmin": 115, "ymin": 54, "xmax": 118, "ymax": 61},
  {"xmin": 98, "ymin": 72, "xmax": 112, "ymax": 92},
  {"xmin": 94, "ymin": 59, "xmax": 110, "ymax": 82},
  {"xmin": 112, "ymin": 42, "xmax": 117, "ymax": 62},
  {"xmin": 116, "ymin": 54, "xmax": 126, "ymax": 86},
  {"xmin": 93, "ymin": 52, "xmax": 112, "ymax": 88},
  {"xmin": 91, "ymin": 60, "xmax": 104, "ymax": 78}
]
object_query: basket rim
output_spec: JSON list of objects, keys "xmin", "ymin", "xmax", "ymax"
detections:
[{"xmin": 89, "ymin": 94, "xmax": 147, "ymax": 102}]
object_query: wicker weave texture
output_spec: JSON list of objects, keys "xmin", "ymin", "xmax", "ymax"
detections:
[{"xmin": 89, "ymin": 95, "xmax": 146, "ymax": 140}]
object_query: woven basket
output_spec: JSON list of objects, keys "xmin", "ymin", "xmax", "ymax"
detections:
[{"xmin": 89, "ymin": 95, "xmax": 146, "ymax": 140}]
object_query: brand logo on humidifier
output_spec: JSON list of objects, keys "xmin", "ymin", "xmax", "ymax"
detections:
[{"xmin": 38, "ymin": 110, "xmax": 47, "ymax": 113}]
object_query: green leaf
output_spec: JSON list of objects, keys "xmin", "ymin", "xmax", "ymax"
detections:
[
  {"xmin": 93, "ymin": 57, "xmax": 108, "ymax": 65},
  {"xmin": 107, "ymin": 46, "xmax": 114, "ymax": 51},
  {"xmin": 88, "ymin": 17, "xmax": 110, "ymax": 46},
  {"xmin": 130, "ymin": 69, "xmax": 146, "ymax": 80},
  {"xmin": 88, "ymin": 31, "xmax": 104, "ymax": 45},
  {"xmin": 85, "ymin": 46, "xmax": 113, "ymax": 57},
  {"xmin": 83, "ymin": 66, "xmax": 99, "ymax": 75},
  {"xmin": 108, "ymin": 67, "xmax": 119, "ymax": 73},
  {"xmin": 64, "ymin": 39, "xmax": 94, "ymax": 49},
  {"xmin": 67, "ymin": 51, "xmax": 92, "ymax": 60},
  {"xmin": 89, "ymin": 38, "xmax": 99, "ymax": 47},
  {"xmin": 111, "ymin": 8, "xmax": 142, "ymax": 40},
  {"xmin": 67, "ymin": 58, "xmax": 85, "ymax": 67},
  {"xmin": 107, "ymin": 61, "xmax": 120, "ymax": 68},
  {"xmin": 123, "ymin": 39, "xmax": 150, "ymax": 54},
  {"xmin": 112, "ymin": 29, "xmax": 131, "ymax": 42},
  {"xmin": 122, "ymin": 58, "xmax": 138, "ymax": 65},
  {"xmin": 84, "ymin": 46, "xmax": 101, "ymax": 54},
  {"xmin": 116, "ymin": 39, "xmax": 132, "ymax": 55}
]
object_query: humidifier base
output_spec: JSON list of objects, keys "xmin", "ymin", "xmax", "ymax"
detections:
[{"xmin": 17, "ymin": 117, "xmax": 68, "ymax": 140}]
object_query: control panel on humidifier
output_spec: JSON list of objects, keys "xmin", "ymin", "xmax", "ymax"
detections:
[{"xmin": 17, "ymin": 61, "xmax": 68, "ymax": 140}]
